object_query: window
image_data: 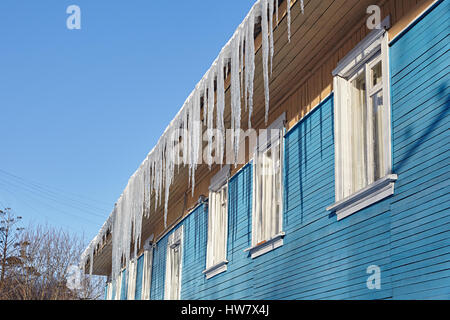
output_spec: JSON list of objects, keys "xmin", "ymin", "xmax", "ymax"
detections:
[
  {"xmin": 246, "ymin": 113, "xmax": 285, "ymax": 259},
  {"xmin": 105, "ymin": 281, "xmax": 113, "ymax": 300},
  {"xmin": 141, "ymin": 243, "xmax": 154, "ymax": 300},
  {"xmin": 126, "ymin": 259, "xmax": 137, "ymax": 300},
  {"xmin": 164, "ymin": 225, "xmax": 183, "ymax": 300},
  {"xmin": 120, "ymin": 268, "xmax": 127, "ymax": 300},
  {"xmin": 203, "ymin": 165, "xmax": 230, "ymax": 279},
  {"xmin": 113, "ymin": 268, "xmax": 126, "ymax": 300},
  {"xmin": 328, "ymin": 22, "xmax": 397, "ymax": 220},
  {"xmin": 134, "ymin": 241, "xmax": 154, "ymax": 300}
]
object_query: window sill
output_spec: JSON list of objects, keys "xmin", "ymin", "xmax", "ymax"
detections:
[
  {"xmin": 244, "ymin": 232, "xmax": 285, "ymax": 259},
  {"xmin": 327, "ymin": 174, "xmax": 398, "ymax": 221},
  {"xmin": 202, "ymin": 260, "xmax": 228, "ymax": 280}
]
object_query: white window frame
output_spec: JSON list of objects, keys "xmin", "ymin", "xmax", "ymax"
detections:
[
  {"xmin": 114, "ymin": 270, "xmax": 123, "ymax": 300},
  {"xmin": 245, "ymin": 113, "xmax": 286, "ymax": 259},
  {"xmin": 327, "ymin": 19, "xmax": 397, "ymax": 220},
  {"xmin": 141, "ymin": 241, "xmax": 154, "ymax": 300},
  {"xmin": 106, "ymin": 281, "xmax": 113, "ymax": 300},
  {"xmin": 164, "ymin": 225, "xmax": 183, "ymax": 300},
  {"xmin": 126, "ymin": 259, "xmax": 137, "ymax": 300},
  {"xmin": 203, "ymin": 165, "xmax": 230, "ymax": 279}
]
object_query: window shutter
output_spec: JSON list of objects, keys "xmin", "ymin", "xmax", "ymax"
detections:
[
  {"xmin": 252, "ymin": 113, "xmax": 285, "ymax": 246},
  {"xmin": 120, "ymin": 269, "xmax": 127, "ymax": 300},
  {"xmin": 164, "ymin": 226, "xmax": 183, "ymax": 300},
  {"xmin": 206, "ymin": 184, "xmax": 228, "ymax": 270},
  {"xmin": 127, "ymin": 260, "xmax": 137, "ymax": 300},
  {"xmin": 105, "ymin": 282, "xmax": 113, "ymax": 300},
  {"xmin": 142, "ymin": 248, "xmax": 154, "ymax": 300}
]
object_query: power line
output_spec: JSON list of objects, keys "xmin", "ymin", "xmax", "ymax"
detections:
[
  {"xmin": 0, "ymin": 169, "xmax": 111, "ymax": 213},
  {"xmin": 0, "ymin": 184, "xmax": 54, "ymax": 222},
  {"xmin": 0, "ymin": 186, "xmax": 97, "ymax": 237},
  {"xmin": 0, "ymin": 179, "xmax": 103, "ymax": 226},
  {"xmin": 0, "ymin": 170, "xmax": 110, "ymax": 218},
  {"xmin": 0, "ymin": 175, "xmax": 106, "ymax": 219},
  {"xmin": 0, "ymin": 197, "xmax": 7, "ymax": 209},
  {"xmin": 0, "ymin": 169, "xmax": 112, "ymax": 208}
]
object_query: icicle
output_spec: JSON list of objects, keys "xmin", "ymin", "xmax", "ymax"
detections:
[
  {"xmin": 202, "ymin": 87, "xmax": 207, "ymax": 124},
  {"xmin": 269, "ymin": 0, "xmax": 274, "ymax": 75},
  {"xmin": 81, "ymin": 213, "xmax": 113, "ymax": 277},
  {"xmin": 261, "ymin": 0, "xmax": 270, "ymax": 124},
  {"xmin": 300, "ymin": 0, "xmax": 304, "ymax": 14},
  {"xmin": 182, "ymin": 106, "xmax": 189, "ymax": 166},
  {"xmin": 88, "ymin": 242, "xmax": 94, "ymax": 275},
  {"xmin": 122, "ymin": 183, "xmax": 132, "ymax": 273},
  {"xmin": 224, "ymin": 58, "xmax": 229, "ymax": 79},
  {"xmin": 173, "ymin": 119, "xmax": 180, "ymax": 173},
  {"xmin": 190, "ymin": 86, "xmax": 201, "ymax": 195},
  {"xmin": 230, "ymin": 33, "xmax": 242, "ymax": 165},
  {"xmin": 245, "ymin": 9, "xmax": 255, "ymax": 128},
  {"xmin": 164, "ymin": 130, "xmax": 174, "ymax": 228},
  {"xmin": 207, "ymin": 69, "xmax": 215, "ymax": 168},
  {"xmin": 239, "ymin": 30, "xmax": 245, "ymax": 111},
  {"xmin": 186, "ymin": 99, "xmax": 192, "ymax": 186},
  {"xmin": 287, "ymin": 0, "xmax": 291, "ymax": 42},
  {"xmin": 216, "ymin": 53, "xmax": 225, "ymax": 165},
  {"xmin": 88, "ymin": 0, "xmax": 304, "ymax": 281},
  {"xmin": 276, "ymin": 0, "xmax": 279, "ymax": 24},
  {"xmin": 111, "ymin": 205, "xmax": 119, "ymax": 279}
]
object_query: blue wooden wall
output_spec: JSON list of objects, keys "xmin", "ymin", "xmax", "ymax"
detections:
[
  {"xmin": 111, "ymin": 278, "xmax": 116, "ymax": 300},
  {"xmin": 134, "ymin": 253, "xmax": 144, "ymax": 300},
  {"xmin": 143, "ymin": 0, "xmax": 449, "ymax": 300},
  {"xmin": 150, "ymin": 228, "xmax": 168, "ymax": 300},
  {"xmin": 388, "ymin": 0, "xmax": 450, "ymax": 300}
]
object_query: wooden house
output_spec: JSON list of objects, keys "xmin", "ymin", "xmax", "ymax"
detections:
[{"xmin": 82, "ymin": 0, "xmax": 450, "ymax": 300}]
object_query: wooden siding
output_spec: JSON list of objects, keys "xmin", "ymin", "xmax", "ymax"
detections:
[
  {"xmin": 151, "ymin": 96, "xmax": 395, "ymax": 300},
  {"xmin": 143, "ymin": 0, "xmax": 449, "ymax": 299},
  {"xmin": 92, "ymin": 0, "xmax": 440, "ymax": 276},
  {"xmin": 142, "ymin": 0, "xmax": 441, "ymax": 251},
  {"xmin": 388, "ymin": 0, "xmax": 450, "ymax": 299}
]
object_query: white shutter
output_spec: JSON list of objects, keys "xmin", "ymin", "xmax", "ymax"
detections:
[
  {"xmin": 164, "ymin": 225, "xmax": 183, "ymax": 300},
  {"xmin": 252, "ymin": 115, "xmax": 284, "ymax": 246},
  {"xmin": 127, "ymin": 260, "xmax": 137, "ymax": 300},
  {"xmin": 106, "ymin": 282, "xmax": 113, "ymax": 300},
  {"xmin": 333, "ymin": 30, "xmax": 392, "ymax": 202},
  {"xmin": 114, "ymin": 272, "xmax": 122, "ymax": 300},
  {"xmin": 206, "ymin": 185, "xmax": 228, "ymax": 270},
  {"xmin": 205, "ymin": 165, "xmax": 229, "ymax": 277},
  {"xmin": 141, "ymin": 248, "xmax": 153, "ymax": 300}
]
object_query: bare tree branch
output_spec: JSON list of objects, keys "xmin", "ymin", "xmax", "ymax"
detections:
[{"xmin": 0, "ymin": 210, "xmax": 105, "ymax": 300}]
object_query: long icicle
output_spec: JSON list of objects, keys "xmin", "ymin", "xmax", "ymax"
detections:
[
  {"xmin": 245, "ymin": 9, "xmax": 255, "ymax": 128},
  {"xmin": 88, "ymin": 0, "xmax": 306, "ymax": 282},
  {"xmin": 287, "ymin": 0, "xmax": 291, "ymax": 42},
  {"xmin": 216, "ymin": 53, "xmax": 225, "ymax": 166},
  {"xmin": 261, "ymin": 0, "xmax": 270, "ymax": 124},
  {"xmin": 230, "ymin": 33, "xmax": 242, "ymax": 165},
  {"xmin": 207, "ymin": 69, "xmax": 215, "ymax": 168},
  {"xmin": 269, "ymin": 0, "xmax": 274, "ymax": 75}
]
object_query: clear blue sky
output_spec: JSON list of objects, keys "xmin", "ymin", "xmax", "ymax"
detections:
[{"xmin": 0, "ymin": 0, "xmax": 255, "ymax": 242}]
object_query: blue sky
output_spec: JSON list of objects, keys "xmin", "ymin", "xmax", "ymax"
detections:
[{"xmin": 0, "ymin": 0, "xmax": 255, "ymax": 241}]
